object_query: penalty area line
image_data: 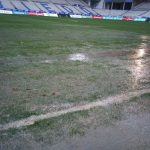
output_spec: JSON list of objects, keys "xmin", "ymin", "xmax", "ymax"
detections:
[{"xmin": 0, "ymin": 89, "xmax": 150, "ymax": 131}]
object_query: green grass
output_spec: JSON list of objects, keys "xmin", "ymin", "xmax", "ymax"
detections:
[
  {"xmin": 0, "ymin": 14, "xmax": 150, "ymax": 124},
  {"xmin": 0, "ymin": 15, "xmax": 149, "ymax": 57}
]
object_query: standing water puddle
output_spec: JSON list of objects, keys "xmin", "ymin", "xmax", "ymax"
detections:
[{"xmin": 68, "ymin": 53, "xmax": 89, "ymax": 62}]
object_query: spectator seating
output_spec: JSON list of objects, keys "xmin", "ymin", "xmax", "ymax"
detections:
[{"xmin": 0, "ymin": 0, "xmax": 150, "ymax": 18}]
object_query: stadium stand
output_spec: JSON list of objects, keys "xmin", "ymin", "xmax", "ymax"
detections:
[
  {"xmin": 94, "ymin": 0, "xmax": 104, "ymax": 9},
  {"xmin": 141, "ymin": 11, "xmax": 150, "ymax": 17},
  {"xmin": 42, "ymin": 2, "xmax": 63, "ymax": 14},
  {"xmin": 22, "ymin": 1, "xmax": 40, "ymax": 11},
  {"xmin": 110, "ymin": 10, "xmax": 126, "ymax": 17},
  {"xmin": 93, "ymin": 9, "xmax": 127, "ymax": 17},
  {"xmin": 34, "ymin": 2, "xmax": 49, "ymax": 12},
  {"xmin": 132, "ymin": 2, "xmax": 150, "ymax": 11},
  {"xmin": 0, "ymin": 0, "xmax": 150, "ymax": 21},
  {"xmin": 50, "ymin": 0, "xmax": 69, "ymax": 5},
  {"xmin": 11, "ymin": 1, "xmax": 28, "ymax": 11},
  {"xmin": 66, "ymin": 0, "xmax": 88, "ymax": 7},
  {"xmin": 94, "ymin": 9, "xmax": 110, "ymax": 16},
  {"xmin": 1, "ymin": 0, "xmax": 15, "ymax": 10},
  {"xmin": 123, "ymin": 10, "xmax": 147, "ymax": 17}
]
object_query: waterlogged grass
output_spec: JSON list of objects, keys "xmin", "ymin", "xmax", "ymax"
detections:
[
  {"xmin": 0, "ymin": 14, "xmax": 150, "ymax": 148},
  {"xmin": 126, "ymin": 93, "xmax": 150, "ymax": 113},
  {"xmin": 0, "ymin": 57, "xmax": 133, "ymax": 124},
  {"xmin": 0, "ymin": 104, "xmax": 123, "ymax": 143},
  {"xmin": 1, "ymin": 92, "xmax": 149, "ymax": 145}
]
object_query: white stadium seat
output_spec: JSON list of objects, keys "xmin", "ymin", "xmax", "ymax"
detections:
[{"xmin": 1, "ymin": 0, "xmax": 15, "ymax": 9}]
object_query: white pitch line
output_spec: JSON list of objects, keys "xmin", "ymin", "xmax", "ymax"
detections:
[{"xmin": 0, "ymin": 89, "xmax": 150, "ymax": 131}]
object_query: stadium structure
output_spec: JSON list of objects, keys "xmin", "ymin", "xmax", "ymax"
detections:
[{"xmin": 0, "ymin": 0, "xmax": 150, "ymax": 21}]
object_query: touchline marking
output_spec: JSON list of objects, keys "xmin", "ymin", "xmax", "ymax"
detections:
[{"xmin": 0, "ymin": 89, "xmax": 150, "ymax": 131}]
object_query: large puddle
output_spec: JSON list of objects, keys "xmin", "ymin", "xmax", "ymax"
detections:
[
  {"xmin": 128, "ymin": 36, "xmax": 150, "ymax": 89},
  {"xmin": 50, "ymin": 113, "xmax": 150, "ymax": 150}
]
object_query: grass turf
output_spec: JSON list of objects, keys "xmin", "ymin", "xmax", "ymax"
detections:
[
  {"xmin": 0, "ymin": 14, "xmax": 150, "ymax": 149},
  {"xmin": 0, "ymin": 14, "xmax": 150, "ymax": 124}
]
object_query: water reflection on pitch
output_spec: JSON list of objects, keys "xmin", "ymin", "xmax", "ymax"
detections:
[{"xmin": 130, "ymin": 36, "xmax": 149, "ymax": 89}]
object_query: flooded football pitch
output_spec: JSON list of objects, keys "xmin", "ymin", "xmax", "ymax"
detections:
[{"xmin": 0, "ymin": 15, "xmax": 150, "ymax": 150}]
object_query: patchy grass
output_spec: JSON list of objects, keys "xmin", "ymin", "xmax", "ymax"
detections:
[
  {"xmin": 0, "ymin": 14, "xmax": 150, "ymax": 149},
  {"xmin": 0, "ymin": 104, "xmax": 123, "ymax": 143},
  {"xmin": 0, "ymin": 15, "xmax": 150, "ymax": 123},
  {"xmin": 2, "ymin": 93, "xmax": 149, "ymax": 145}
]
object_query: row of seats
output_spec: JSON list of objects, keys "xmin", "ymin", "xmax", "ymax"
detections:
[
  {"xmin": 34, "ymin": 0, "xmax": 88, "ymax": 7},
  {"xmin": 0, "ymin": 0, "xmax": 94, "ymax": 15},
  {"xmin": 142, "ymin": 11, "xmax": 150, "ymax": 17},
  {"xmin": 132, "ymin": 2, "xmax": 150, "ymax": 11},
  {"xmin": 1, "ymin": 0, "xmax": 14, "ymax": 9},
  {"xmin": 0, "ymin": 0, "xmax": 150, "ymax": 18},
  {"xmin": 123, "ymin": 10, "xmax": 147, "ymax": 17},
  {"xmin": 93, "ymin": 9, "xmax": 127, "ymax": 16}
]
